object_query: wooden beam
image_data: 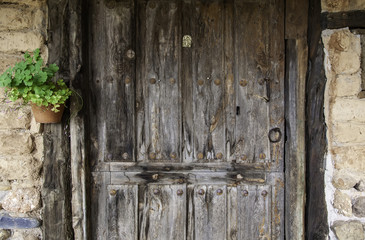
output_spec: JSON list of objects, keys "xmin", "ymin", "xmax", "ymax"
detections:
[
  {"xmin": 285, "ymin": 0, "xmax": 308, "ymax": 39},
  {"xmin": 321, "ymin": 10, "xmax": 365, "ymax": 30}
]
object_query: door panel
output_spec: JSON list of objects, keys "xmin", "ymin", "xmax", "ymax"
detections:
[{"xmin": 88, "ymin": 0, "xmax": 285, "ymax": 239}]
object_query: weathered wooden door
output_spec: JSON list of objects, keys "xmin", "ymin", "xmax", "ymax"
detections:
[{"xmin": 88, "ymin": 0, "xmax": 284, "ymax": 239}]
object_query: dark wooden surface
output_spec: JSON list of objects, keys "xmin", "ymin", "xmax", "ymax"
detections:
[
  {"xmin": 306, "ymin": 0, "xmax": 329, "ymax": 238},
  {"xmin": 87, "ymin": 0, "xmax": 285, "ymax": 239},
  {"xmin": 43, "ymin": 0, "xmax": 74, "ymax": 239},
  {"xmin": 321, "ymin": 10, "xmax": 365, "ymax": 30}
]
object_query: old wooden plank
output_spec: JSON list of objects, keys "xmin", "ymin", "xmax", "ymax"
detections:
[
  {"xmin": 233, "ymin": 0, "xmax": 271, "ymax": 164},
  {"xmin": 90, "ymin": 172, "xmax": 111, "ymax": 239},
  {"xmin": 268, "ymin": 173, "xmax": 285, "ymax": 239},
  {"xmin": 190, "ymin": 185, "xmax": 227, "ymax": 240},
  {"xmin": 237, "ymin": 185, "xmax": 271, "ymax": 240},
  {"xmin": 224, "ymin": 0, "xmax": 236, "ymax": 162},
  {"xmin": 181, "ymin": 0, "xmax": 194, "ymax": 162},
  {"xmin": 321, "ymin": 10, "xmax": 365, "ymax": 30},
  {"xmin": 136, "ymin": 0, "xmax": 181, "ymax": 162},
  {"xmin": 285, "ymin": 0, "xmax": 308, "ymax": 39},
  {"xmin": 140, "ymin": 184, "xmax": 186, "ymax": 239},
  {"xmin": 191, "ymin": 0, "xmax": 225, "ymax": 162},
  {"xmin": 227, "ymin": 186, "xmax": 238, "ymax": 240},
  {"xmin": 107, "ymin": 185, "xmax": 138, "ymax": 240},
  {"xmin": 88, "ymin": 0, "xmax": 135, "ymax": 166},
  {"xmin": 285, "ymin": 39, "xmax": 307, "ymax": 240}
]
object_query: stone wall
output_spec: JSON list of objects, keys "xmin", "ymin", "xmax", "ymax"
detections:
[
  {"xmin": 0, "ymin": 1, "xmax": 47, "ymax": 239},
  {"xmin": 323, "ymin": 27, "xmax": 365, "ymax": 239}
]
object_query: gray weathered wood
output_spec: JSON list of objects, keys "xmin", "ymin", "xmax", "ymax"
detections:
[
  {"xmin": 140, "ymin": 184, "xmax": 186, "ymax": 240},
  {"xmin": 189, "ymin": 185, "xmax": 227, "ymax": 240},
  {"xmin": 136, "ymin": 0, "xmax": 181, "ymax": 162},
  {"xmin": 107, "ymin": 185, "xmax": 138, "ymax": 240}
]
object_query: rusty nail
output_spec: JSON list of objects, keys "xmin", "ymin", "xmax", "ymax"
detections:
[
  {"xmin": 110, "ymin": 189, "xmax": 117, "ymax": 196},
  {"xmin": 214, "ymin": 79, "xmax": 221, "ymax": 86},
  {"xmin": 150, "ymin": 78, "xmax": 156, "ymax": 84},
  {"xmin": 239, "ymin": 79, "xmax": 248, "ymax": 87},
  {"xmin": 177, "ymin": 189, "xmax": 184, "ymax": 196},
  {"xmin": 258, "ymin": 78, "xmax": 265, "ymax": 85},
  {"xmin": 259, "ymin": 153, "xmax": 266, "ymax": 159},
  {"xmin": 216, "ymin": 152, "xmax": 223, "ymax": 159},
  {"xmin": 197, "ymin": 152, "xmax": 204, "ymax": 160},
  {"xmin": 125, "ymin": 77, "xmax": 131, "ymax": 84},
  {"xmin": 170, "ymin": 152, "xmax": 177, "ymax": 159},
  {"xmin": 122, "ymin": 152, "xmax": 129, "ymax": 160},
  {"xmin": 216, "ymin": 189, "xmax": 223, "ymax": 195},
  {"xmin": 149, "ymin": 152, "xmax": 156, "ymax": 160},
  {"xmin": 197, "ymin": 79, "xmax": 204, "ymax": 86},
  {"xmin": 107, "ymin": 154, "xmax": 113, "ymax": 160},
  {"xmin": 170, "ymin": 78, "xmax": 176, "ymax": 84},
  {"xmin": 242, "ymin": 190, "xmax": 249, "ymax": 196},
  {"xmin": 240, "ymin": 155, "xmax": 247, "ymax": 161},
  {"xmin": 126, "ymin": 49, "xmax": 135, "ymax": 59},
  {"xmin": 152, "ymin": 174, "xmax": 159, "ymax": 180},
  {"xmin": 153, "ymin": 189, "xmax": 160, "ymax": 195},
  {"xmin": 198, "ymin": 189, "xmax": 205, "ymax": 195},
  {"xmin": 261, "ymin": 190, "xmax": 268, "ymax": 197}
]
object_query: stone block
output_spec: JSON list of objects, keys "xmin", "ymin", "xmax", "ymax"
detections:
[
  {"xmin": 0, "ymin": 215, "xmax": 40, "ymax": 229},
  {"xmin": 1, "ymin": 188, "xmax": 40, "ymax": 213},
  {"xmin": 353, "ymin": 197, "xmax": 365, "ymax": 217},
  {"xmin": 332, "ymin": 221, "xmax": 365, "ymax": 240},
  {"xmin": 333, "ymin": 190, "xmax": 352, "ymax": 216},
  {"xmin": 333, "ymin": 73, "xmax": 362, "ymax": 97},
  {"xmin": 0, "ymin": 32, "xmax": 43, "ymax": 54},
  {"xmin": 0, "ymin": 7, "xmax": 32, "ymax": 31},
  {"xmin": 0, "ymin": 156, "xmax": 41, "ymax": 181},
  {"xmin": 322, "ymin": 0, "xmax": 365, "ymax": 12},
  {"xmin": 0, "ymin": 54, "xmax": 22, "ymax": 73},
  {"xmin": 332, "ymin": 169, "xmax": 363, "ymax": 190},
  {"xmin": 0, "ymin": 132, "xmax": 33, "ymax": 155},
  {"xmin": 331, "ymin": 122, "xmax": 365, "ymax": 145},
  {"xmin": 333, "ymin": 146, "xmax": 365, "ymax": 172},
  {"xmin": 11, "ymin": 230, "xmax": 40, "ymax": 240},
  {"xmin": 0, "ymin": 229, "xmax": 10, "ymax": 240},
  {"xmin": 332, "ymin": 98, "xmax": 365, "ymax": 122},
  {"xmin": 323, "ymin": 29, "xmax": 361, "ymax": 75},
  {"xmin": 0, "ymin": 104, "xmax": 31, "ymax": 129}
]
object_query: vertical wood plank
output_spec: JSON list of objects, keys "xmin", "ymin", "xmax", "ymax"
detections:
[
  {"xmin": 192, "ymin": 0, "xmax": 225, "ymax": 161},
  {"xmin": 140, "ymin": 184, "xmax": 186, "ymax": 240},
  {"xmin": 190, "ymin": 185, "xmax": 227, "ymax": 240},
  {"xmin": 90, "ymin": 172, "xmax": 111, "ymax": 239},
  {"xmin": 137, "ymin": 0, "xmax": 181, "ymax": 162},
  {"xmin": 237, "ymin": 185, "xmax": 271, "ymax": 240},
  {"xmin": 227, "ymin": 186, "xmax": 238, "ymax": 240},
  {"xmin": 107, "ymin": 185, "xmax": 138, "ymax": 240},
  {"xmin": 89, "ymin": 0, "xmax": 135, "ymax": 165}
]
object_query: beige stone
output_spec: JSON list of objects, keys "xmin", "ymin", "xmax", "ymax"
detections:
[
  {"xmin": 0, "ymin": 132, "xmax": 33, "ymax": 155},
  {"xmin": 331, "ymin": 122, "xmax": 365, "ymax": 145},
  {"xmin": 0, "ymin": 54, "xmax": 22, "ymax": 73},
  {"xmin": 332, "ymin": 169, "xmax": 363, "ymax": 190},
  {"xmin": 333, "ymin": 190, "xmax": 352, "ymax": 216},
  {"xmin": 322, "ymin": 0, "xmax": 365, "ymax": 12},
  {"xmin": 333, "ymin": 146, "xmax": 365, "ymax": 172},
  {"xmin": 332, "ymin": 221, "xmax": 365, "ymax": 240},
  {"xmin": 11, "ymin": 229, "xmax": 41, "ymax": 240},
  {"xmin": 0, "ymin": 104, "xmax": 31, "ymax": 129},
  {"xmin": 0, "ymin": 156, "xmax": 41, "ymax": 181},
  {"xmin": 323, "ymin": 29, "xmax": 361, "ymax": 75},
  {"xmin": 0, "ymin": 32, "xmax": 43, "ymax": 54},
  {"xmin": 332, "ymin": 98, "xmax": 365, "ymax": 122},
  {"xmin": 0, "ymin": 7, "xmax": 32, "ymax": 31},
  {"xmin": 333, "ymin": 73, "xmax": 362, "ymax": 97},
  {"xmin": 1, "ymin": 188, "xmax": 40, "ymax": 213}
]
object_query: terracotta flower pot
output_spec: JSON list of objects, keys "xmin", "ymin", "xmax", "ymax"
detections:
[{"xmin": 31, "ymin": 103, "xmax": 65, "ymax": 123}]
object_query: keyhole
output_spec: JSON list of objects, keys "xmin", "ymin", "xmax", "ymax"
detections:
[{"xmin": 236, "ymin": 106, "xmax": 240, "ymax": 116}]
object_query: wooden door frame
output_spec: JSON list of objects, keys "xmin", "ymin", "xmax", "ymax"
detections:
[{"xmin": 43, "ymin": 0, "xmax": 309, "ymax": 239}]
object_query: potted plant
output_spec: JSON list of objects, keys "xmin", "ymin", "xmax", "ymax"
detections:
[{"xmin": 0, "ymin": 49, "xmax": 72, "ymax": 123}]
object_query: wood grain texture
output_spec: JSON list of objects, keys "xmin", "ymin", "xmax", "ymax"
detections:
[
  {"xmin": 136, "ymin": 0, "xmax": 181, "ymax": 162},
  {"xmin": 140, "ymin": 184, "xmax": 186, "ymax": 240},
  {"xmin": 89, "ymin": 0, "xmax": 136, "ymax": 167},
  {"xmin": 107, "ymin": 185, "xmax": 138, "ymax": 240}
]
